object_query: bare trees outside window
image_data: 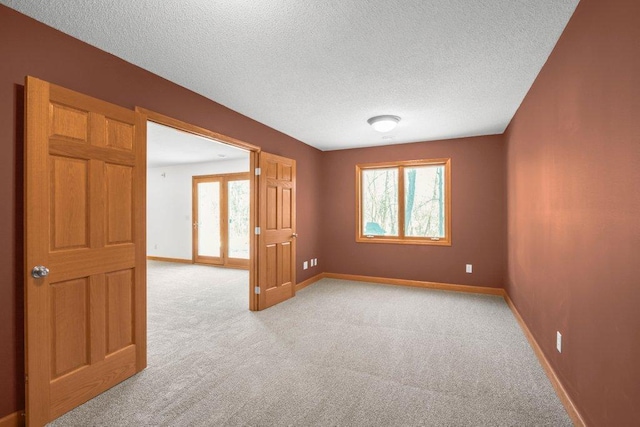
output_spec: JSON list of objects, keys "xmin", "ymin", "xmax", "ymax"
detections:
[{"xmin": 356, "ymin": 158, "xmax": 451, "ymax": 246}]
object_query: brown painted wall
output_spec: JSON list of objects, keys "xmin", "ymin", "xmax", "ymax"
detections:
[
  {"xmin": 0, "ymin": 6, "xmax": 323, "ymax": 417},
  {"xmin": 4, "ymin": 0, "xmax": 639, "ymax": 424},
  {"xmin": 321, "ymin": 135, "xmax": 506, "ymax": 287},
  {"xmin": 505, "ymin": 0, "xmax": 640, "ymax": 425}
]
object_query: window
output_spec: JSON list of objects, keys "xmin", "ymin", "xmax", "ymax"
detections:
[{"xmin": 356, "ymin": 158, "xmax": 451, "ymax": 245}]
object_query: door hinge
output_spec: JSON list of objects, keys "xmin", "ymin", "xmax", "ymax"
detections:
[
  {"xmin": 254, "ymin": 167, "xmax": 261, "ymax": 176},
  {"xmin": 254, "ymin": 287, "xmax": 261, "ymax": 295},
  {"xmin": 255, "ymin": 227, "xmax": 261, "ymax": 235}
]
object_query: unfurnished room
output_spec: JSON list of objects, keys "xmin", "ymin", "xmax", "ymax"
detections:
[{"xmin": 0, "ymin": 1, "xmax": 638, "ymax": 426}]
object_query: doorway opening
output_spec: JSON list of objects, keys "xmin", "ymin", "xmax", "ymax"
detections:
[{"xmin": 139, "ymin": 108, "xmax": 260, "ymax": 311}]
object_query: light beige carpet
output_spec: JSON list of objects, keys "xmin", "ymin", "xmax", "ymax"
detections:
[{"xmin": 49, "ymin": 260, "xmax": 571, "ymax": 426}]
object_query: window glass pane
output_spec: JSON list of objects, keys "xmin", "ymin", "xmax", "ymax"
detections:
[
  {"xmin": 362, "ymin": 168, "xmax": 398, "ymax": 236},
  {"xmin": 228, "ymin": 180, "xmax": 250, "ymax": 259},
  {"xmin": 404, "ymin": 165, "xmax": 445, "ymax": 238},
  {"xmin": 197, "ymin": 181, "xmax": 221, "ymax": 257}
]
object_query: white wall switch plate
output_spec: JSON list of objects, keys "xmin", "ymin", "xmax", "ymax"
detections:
[
  {"xmin": 303, "ymin": 261, "xmax": 308, "ymax": 270},
  {"xmin": 557, "ymin": 331, "xmax": 562, "ymax": 353},
  {"xmin": 466, "ymin": 264, "xmax": 472, "ymax": 273}
]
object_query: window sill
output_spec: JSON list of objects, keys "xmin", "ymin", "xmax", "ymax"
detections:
[{"xmin": 355, "ymin": 236, "xmax": 452, "ymax": 246}]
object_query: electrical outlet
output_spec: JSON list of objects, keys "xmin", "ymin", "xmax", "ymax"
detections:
[
  {"xmin": 466, "ymin": 264, "xmax": 472, "ymax": 273},
  {"xmin": 303, "ymin": 261, "xmax": 308, "ymax": 270},
  {"xmin": 154, "ymin": 244, "xmax": 158, "ymax": 250},
  {"xmin": 314, "ymin": 258, "xmax": 318, "ymax": 266},
  {"xmin": 557, "ymin": 331, "xmax": 562, "ymax": 353}
]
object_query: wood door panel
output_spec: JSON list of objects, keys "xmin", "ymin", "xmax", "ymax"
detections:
[
  {"xmin": 280, "ymin": 164, "xmax": 292, "ymax": 181},
  {"xmin": 50, "ymin": 156, "xmax": 89, "ymax": 251},
  {"xmin": 264, "ymin": 282, "xmax": 293, "ymax": 307},
  {"xmin": 49, "ymin": 345, "xmax": 136, "ymax": 420},
  {"xmin": 105, "ymin": 164, "xmax": 133, "ymax": 245},
  {"xmin": 48, "ymin": 245, "xmax": 135, "ymax": 283},
  {"xmin": 266, "ymin": 185, "xmax": 277, "ymax": 230},
  {"xmin": 276, "ymin": 243, "xmax": 284, "ymax": 287},
  {"xmin": 262, "ymin": 229, "xmax": 294, "ymax": 242},
  {"xmin": 49, "ymin": 103, "xmax": 88, "ymax": 142},
  {"xmin": 106, "ymin": 119, "xmax": 134, "ymax": 151},
  {"xmin": 281, "ymin": 242, "xmax": 292, "ymax": 285},
  {"xmin": 266, "ymin": 161, "xmax": 277, "ymax": 179},
  {"xmin": 266, "ymin": 177, "xmax": 294, "ymax": 187},
  {"xmin": 25, "ymin": 77, "xmax": 146, "ymax": 426},
  {"xmin": 282, "ymin": 188, "xmax": 292, "ymax": 229},
  {"xmin": 258, "ymin": 152, "xmax": 296, "ymax": 310},
  {"xmin": 106, "ymin": 269, "xmax": 133, "ymax": 355},
  {"xmin": 49, "ymin": 84, "xmax": 137, "ymax": 126},
  {"xmin": 50, "ymin": 278, "xmax": 89, "ymax": 379},
  {"xmin": 265, "ymin": 244, "xmax": 277, "ymax": 289},
  {"xmin": 49, "ymin": 139, "xmax": 136, "ymax": 165}
]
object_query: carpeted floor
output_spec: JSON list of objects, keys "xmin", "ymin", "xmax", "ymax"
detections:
[{"xmin": 49, "ymin": 261, "xmax": 571, "ymax": 426}]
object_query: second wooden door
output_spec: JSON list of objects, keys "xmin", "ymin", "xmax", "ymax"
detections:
[
  {"xmin": 24, "ymin": 77, "xmax": 146, "ymax": 426},
  {"xmin": 257, "ymin": 152, "xmax": 296, "ymax": 309}
]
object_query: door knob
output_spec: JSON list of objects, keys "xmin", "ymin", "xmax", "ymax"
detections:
[
  {"xmin": 31, "ymin": 265, "xmax": 49, "ymax": 279},
  {"xmin": 292, "ymin": 233, "xmax": 298, "ymax": 238}
]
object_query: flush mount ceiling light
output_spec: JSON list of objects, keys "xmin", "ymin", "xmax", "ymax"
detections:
[{"xmin": 367, "ymin": 115, "xmax": 400, "ymax": 133}]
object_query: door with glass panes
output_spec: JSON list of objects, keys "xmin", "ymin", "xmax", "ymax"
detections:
[{"xmin": 193, "ymin": 173, "xmax": 250, "ymax": 268}]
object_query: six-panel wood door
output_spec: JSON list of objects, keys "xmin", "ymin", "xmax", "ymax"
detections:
[
  {"xmin": 258, "ymin": 152, "xmax": 296, "ymax": 309},
  {"xmin": 24, "ymin": 77, "xmax": 146, "ymax": 426}
]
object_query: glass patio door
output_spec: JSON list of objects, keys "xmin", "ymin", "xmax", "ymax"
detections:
[
  {"xmin": 193, "ymin": 173, "xmax": 250, "ymax": 268},
  {"xmin": 193, "ymin": 177, "xmax": 223, "ymax": 265},
  {"xmin": 226, "ymin": 178, "xmax": 250, "ymax": 267}
]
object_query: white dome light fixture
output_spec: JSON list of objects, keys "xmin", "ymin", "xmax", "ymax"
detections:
[{"xmin": 367, "ymin": 115, "xmax": 400, "ymax": 133}]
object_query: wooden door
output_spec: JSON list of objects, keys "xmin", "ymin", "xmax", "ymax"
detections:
[
  {"xmin": 258, "ymin": 152, "xmax": 296, "ymax": 309},
  {"xmin": 24, "ymin": 77, "xmax": 146, "ymax": 426}
]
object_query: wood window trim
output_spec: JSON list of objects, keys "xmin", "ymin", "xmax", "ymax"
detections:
[{"xmin": 355, "ymin": 158, "xmax": 452, "ymax": 246}]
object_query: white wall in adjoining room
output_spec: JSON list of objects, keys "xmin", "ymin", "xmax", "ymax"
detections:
[{"xmin": 147, "ymin": 158, "xmax": 249, "ymax": 260}]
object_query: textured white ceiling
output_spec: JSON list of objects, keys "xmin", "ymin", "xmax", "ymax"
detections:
[
  {"xmin": 3, "ymin": 0, "xmax": 579, "ymax": 150},
  {"xmin": 147, "ymin": 122, "xmax": 248, "ymax": 168}
]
